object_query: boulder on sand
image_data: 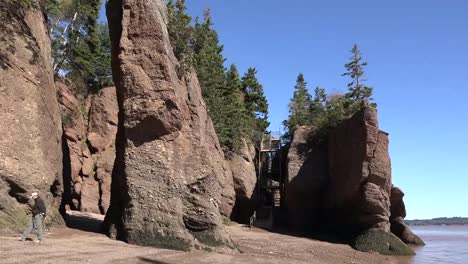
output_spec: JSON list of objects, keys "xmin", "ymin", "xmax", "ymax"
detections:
[{"xmin": 390, "ymin": 186, "xmax": 425, "ymax": 245}]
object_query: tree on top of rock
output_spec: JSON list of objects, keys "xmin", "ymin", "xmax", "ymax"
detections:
[
  {"xmin": 167, "ymin": 0, "xmax": 193, "ymax": 66},
  {"xmin": 242, "ymin": 67, "xmax": 269, "ymax": 140},
  {"xmin": 311, "ymin": 86, "xmax": 326, "ymax": 116},
  {"xmin": 192, "ymin": 10, "xmax": 229, "ymax": 146},
  {"xmin": 220, "ymin": 64, "xmax": 246, "ymax": 152},
  {"xmin": 283, "ymin": 73, "xmax": 313, "ymax": 137},
  {"xmin": 342, "ymin": 44, "xmax": 376, "ymax": 112}
]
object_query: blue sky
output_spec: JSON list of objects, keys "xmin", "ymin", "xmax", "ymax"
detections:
[{"xmin": 100, "ymin": 1, "xmax": 468, "ymax": 219}]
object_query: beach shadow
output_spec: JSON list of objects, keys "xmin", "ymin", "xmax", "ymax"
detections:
[
  {"xmin": 137, "ymin": 257, "xmax": 172, "ymax": 264},
  {"xmin": 64, "ymin": 211, "xmax": 104, "ymax": 234}
]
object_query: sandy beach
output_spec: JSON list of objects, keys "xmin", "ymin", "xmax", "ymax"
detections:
[{"xmin": 0, "ymin": 222, "xmax": 399, "ymax": 264}]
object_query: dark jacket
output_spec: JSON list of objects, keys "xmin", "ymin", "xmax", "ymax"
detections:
[{"xmin": 32, "ymin": 197, "xmax": 46, "ymax": 216}]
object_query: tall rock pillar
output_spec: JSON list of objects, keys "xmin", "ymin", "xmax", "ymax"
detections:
[
  {"xmin": 0, "ymin": 0, "xmax": 63, "ymax": 230},
  {"xmin": 104, "ymin": 0, "xmax": 234, "ymax": 250}
]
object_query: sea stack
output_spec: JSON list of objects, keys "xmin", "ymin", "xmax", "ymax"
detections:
[{"xmin": 104, "ymin": 0, "xmax": 234, "ymax": 250}]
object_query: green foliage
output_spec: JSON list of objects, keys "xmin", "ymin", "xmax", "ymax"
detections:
[
  {"xmin": 166, "ymin": 3, "xmax": 271, "ymax": 153},
  {"xmin": 353, "ymin": 229, "xmax": 415, "ymax": 256},
  {"xmin": 342, "ymin": 44, "xmax": 376, "ymax": 113},
  {"xmin": 242, "ymin": 67, "xmax": 269, "ymax": 142},
  {"xmin": 219, "ymin": 64, "xmax": 247, "ymax": 152},
  {"xmin": 283, "ymin": 73, "xmax": 313, "ymax": 137},
  {"xmin": 167, "ymin": 0, "xmax": 193, "ymax": 67},
  {"xmin": 283, "ymin": 45, "xmax": 378, "ymax": 143},
  {"xmin": 191, "ymin": 14, "xmax": 231, "ymax": 147},
  {"xmin": 16, "ymin": 0, "xmax": 33, "ymax": 9},
  {"xmin": 49, "ymin": 0, "xmax": 112, "ymax": 96},
  {"xmin": 68, "ymin": 23, "xmax": 113, "ymax": 93}
]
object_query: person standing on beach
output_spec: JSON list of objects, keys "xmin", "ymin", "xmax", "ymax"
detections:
[{"xmin": 19, "ymin": 192, "xmax": 46, "ymax": 243}]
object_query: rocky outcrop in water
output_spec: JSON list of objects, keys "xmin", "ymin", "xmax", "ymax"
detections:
[
  {"xmin": 229, "ymin": 141, "xmax": 257, "ymax": 224},
  {"xmin": 0, "ymin": 0, "xmax": 63, "ymax": 230},
  {"xmin": 390, "ymin": 186, "xmax": 425, "ymax": 245},
  {"xmin": 104, "ymin": 0, "xmax": 234, "ymax": 250},
  {"xmin": 327, "ymin": 107, "xmax": 392, "ymax": 232},
  {"xmin": 285, "ymin": 107, "xmax": 419, "ymax": 255},
  {"xmin": 58, "ymin": 82, "xmax": 117, "ymax": 214}
]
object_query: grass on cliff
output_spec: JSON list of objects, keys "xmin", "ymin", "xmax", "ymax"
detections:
[{"xmin": 353, "ymin": 228, "xmax": 415, "ymax": 256}]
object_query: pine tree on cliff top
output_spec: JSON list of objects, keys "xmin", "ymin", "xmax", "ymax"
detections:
[
  {"xmin": 283, "ymin": 73, "xmax": 313, "ymax": 136},
  {"xmin": 242, "ymin": 67, "xmax": 270, "ymax": 141},
  {"xmin": 166, "ymin": 3, "xmax": 272, "ymax": 152},
  {"xmin": 167, "ymin": 0, "xmax": 193, "ymax": 66},
  {"xmin": 342, "ymin": 44, "xmax": 376, "ymax": 112},
  {"xmin": 309, "ymin": 86, "xmax": 327, "ymax": 126},
  {"xmin": 221, "ymin": 64, "xmax": 247, "ymax": 152},
  {"xmin": 192, "ymin": 10, "xmax": 229, "ymax": 145}
]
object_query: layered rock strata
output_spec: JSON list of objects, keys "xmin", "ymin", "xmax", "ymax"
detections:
[
  {"xmin": 104, "ymin": 0, "xmax": 234, "ymax": 250},
  {"xmin": 285, "ymin": 107, "xmax": 420, "ymax": 255},
  {"xmin": 58, "ymin": 83, "xmax": 117, "ymax": 214},
  {"xmin": 0, "ymin": 0, "xmax": 63, "ymax": 230},
  {"xmin": 327, "ymin": 107, "xmax": 392, "ymax": 233},
  {"xmin": 229, "ymin": 141, "xmax": 257, "ymax": 224}
]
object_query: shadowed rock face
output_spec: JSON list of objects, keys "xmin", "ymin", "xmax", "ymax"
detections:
[
  {"xmin": 229, "ymin": 141, "xmax": 257, "ymax": 224},
  {"xmin": 327, "ymin": 107, "xmax": 392, "ymax": 233},
  {"xmin": 286, "ymin": 126, "xmax": 328, "ymax": 232},
  {"xmin": 104, "ymin": 0, "xmax": 234, "ymax": 250},
  {"xmin": 58, "ymin": 83, "xmax": 117, "ymax": 215},
  {"xmin": 285, "ymin": 107, "xmax": 420, "ymax": 254},
  {"xmin": 0, "ymin": 1, "xmax": 63, "ymax": 230}
]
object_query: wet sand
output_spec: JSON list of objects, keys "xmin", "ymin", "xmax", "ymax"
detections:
[{"xmin": 0, "ymin": 218, "xmax": 398, "ymax": 264}]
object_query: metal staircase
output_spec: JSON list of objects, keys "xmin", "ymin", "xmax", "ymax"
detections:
[{"xmin": 252, "ymin": 132, "xmax": 284, "ymax": 229}]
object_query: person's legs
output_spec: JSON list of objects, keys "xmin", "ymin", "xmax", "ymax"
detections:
[
  {"xmin": 20, "ymin": 217, "xmax": 33, "ymax": 241},
  {"xmin": 33, "ymin": 214, "xmax": 43, "ymax": 241}
]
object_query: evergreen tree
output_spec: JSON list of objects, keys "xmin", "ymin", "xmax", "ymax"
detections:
[
  {"xmin": 50, "ymin": 0, "xmax": 112, "ymax": 95},
  {"xmin": 166, "ymin": 0, "xmax": 193, "ymax": 66},
  {"xmin": 165, "ymin": 3, "xmax": 272, "ymax": 152},
  {"xmin": 342, "ymin": 44, "xmax": 376, "ymax": 112},
  {"xmin": 221, "ymin": 64, "xmax": 246, "ymax": 151},
  {"xmin": 192, "ymin": 12, "xmax": 227, "ymax": 142},
  {"xmin": 241, "ymin": 68, "xmax": 269, "ymax": 139},
  {"xmin": 283, "ymin": 73, "xmax": 313, "ymax": 136},
  {"xmin": 309, "ymin": 86, "xmax": 326, "ymax": 126}
]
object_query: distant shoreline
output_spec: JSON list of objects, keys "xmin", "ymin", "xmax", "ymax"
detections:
[{"xmin": 405, "ymin": 217, "xmax": 468, "ymax": 226}]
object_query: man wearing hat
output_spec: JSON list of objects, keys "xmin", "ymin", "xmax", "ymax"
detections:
[{"xmin": 19, "ymin": 192, "xmax": 46, "ymax": 242}]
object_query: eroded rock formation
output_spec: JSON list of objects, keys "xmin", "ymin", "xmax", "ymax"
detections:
[
  {"xmin": 229, "ymin": 141, "xmax": 257, "ymax": 224},
  {"xmin": 285, "ymin": 126, "xmax": 327, "ymax": 231},
  {"xmin": 58, "ymin": 82, "xmax": 117, "ymax": 214},
  {"xmin": 390, "ymin": 186, "xmax": 425, "ymax": 245},
  {"xmin": 285, "ymin": 107, "xmax": 419, "ymax": 255},
  {"xmin": 0, "ymin": 0, "xmax": 63, "ymax": 230},
  {"xmin": 327, "ymin": 107, "xmax": 392, "ymax": 232},
  {"xmin": 104, "ymin": 0, "xmax": 234, "ymax": 250}
]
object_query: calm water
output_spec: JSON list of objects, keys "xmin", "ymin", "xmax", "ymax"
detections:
[{"xmin": 397, "ymin": 225, "xmax": 468, "ymax": 264}]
